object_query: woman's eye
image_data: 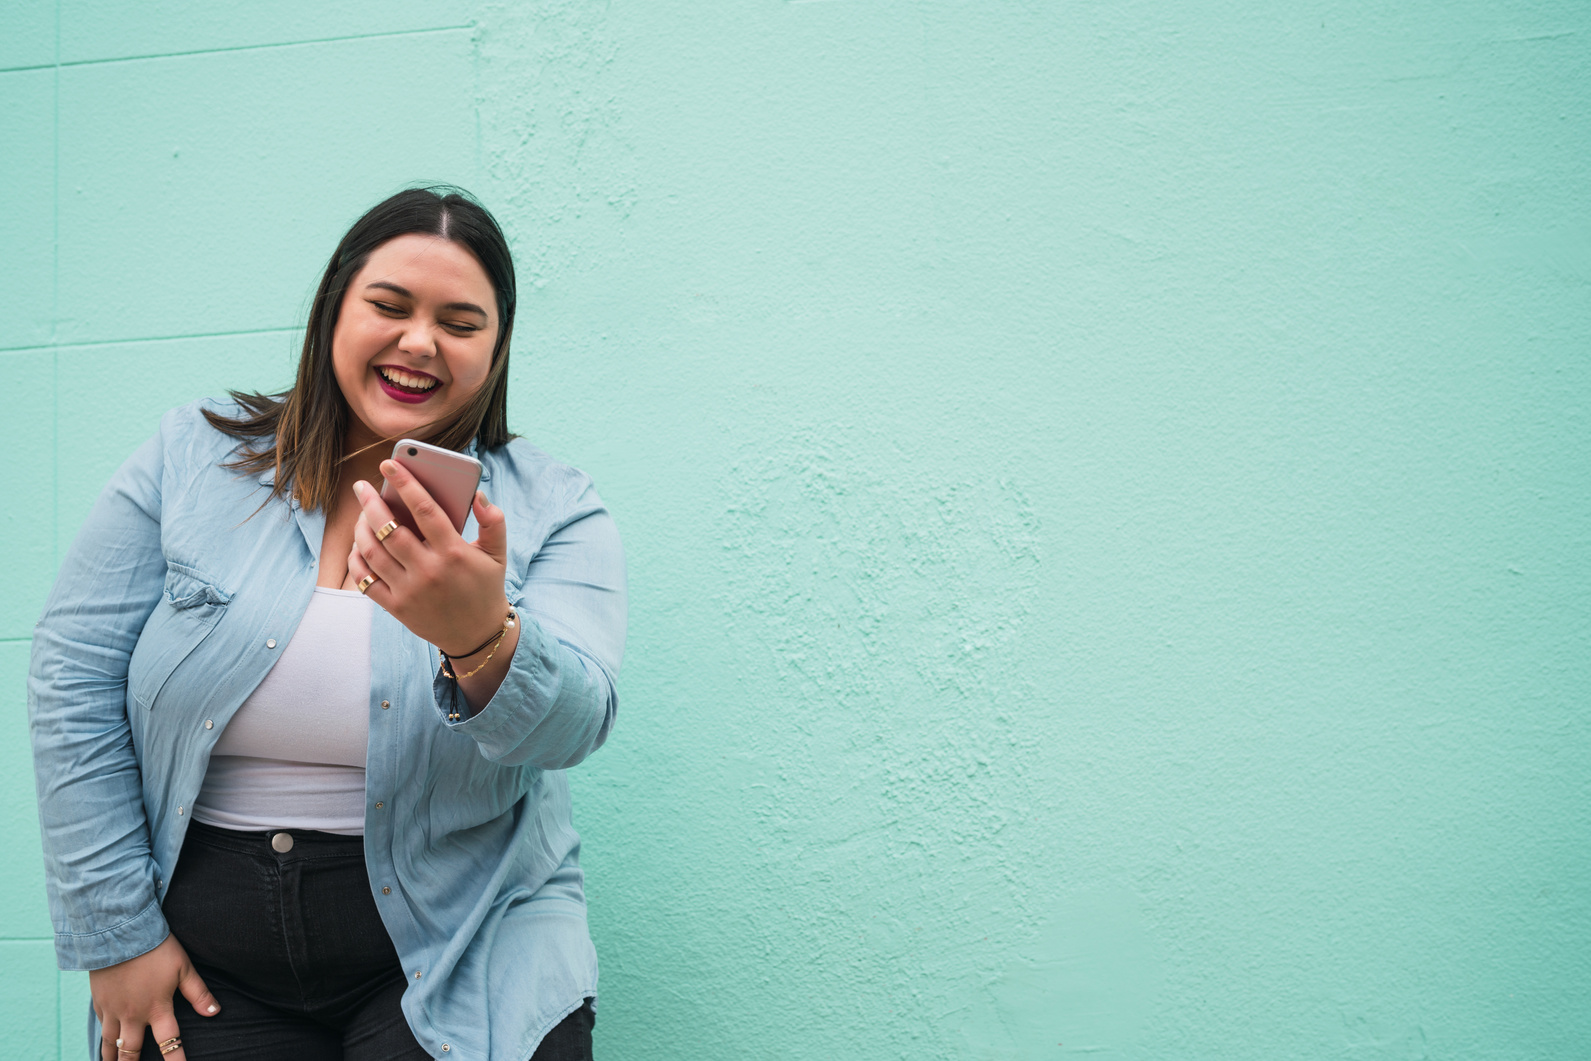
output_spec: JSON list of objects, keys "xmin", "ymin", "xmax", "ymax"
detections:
[
  {"xmin": 444, "ymin": 322, "xmax": 481, "ymax": 333},
  {"xmin": 369, "ymin": 300, "xmax": 404, "ymax": 315}
]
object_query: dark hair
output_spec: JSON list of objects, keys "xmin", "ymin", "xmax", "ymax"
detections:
[{"xmin": 205, "ymin": 186, "xmax": 517, "ymax": 511}]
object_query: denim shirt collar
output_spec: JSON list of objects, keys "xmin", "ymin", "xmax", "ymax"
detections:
[
  {"xmin": 253, "ymin": 437, "xmax": 493, "ymax": 490},
  {"xmin": 255, "ymin": 438, "xmax": 492, "ymax": 559}
]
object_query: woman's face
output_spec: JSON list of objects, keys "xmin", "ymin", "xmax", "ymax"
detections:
[{"xmin": 331, "ymin": 232, "xmax": 499, "ymax": 448}]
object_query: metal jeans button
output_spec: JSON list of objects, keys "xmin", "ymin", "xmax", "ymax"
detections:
[{"xmin": 271, "ymin": 832, "xmax": 294, "ymax": 853}]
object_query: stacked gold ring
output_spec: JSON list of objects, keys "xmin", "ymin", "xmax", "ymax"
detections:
[
  {"xmin": 357, "ymin": 575, "xmax": 378, "ymax": 594},
  {"xmin": 159, "ymin": 1037, "xmax": 183, "ymax": 1056},
  {"xmin": 375, "ymin": 519, "xmax": 399, "ymax": 542}
]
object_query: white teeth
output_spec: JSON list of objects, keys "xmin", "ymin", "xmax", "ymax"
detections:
[{"xmin": 378, "ymin": 367, "xmax": 438, "ymax": 391}]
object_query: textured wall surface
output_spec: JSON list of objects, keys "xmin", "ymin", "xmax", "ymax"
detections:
[{"xmin": 3, "ymin": 2, "xmax": 1589, "ymax": 1058}]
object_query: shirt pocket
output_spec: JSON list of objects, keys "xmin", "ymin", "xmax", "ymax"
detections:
[{"xmin": 128, "ymin": 563, "xmax": 233, "ymax": 711}]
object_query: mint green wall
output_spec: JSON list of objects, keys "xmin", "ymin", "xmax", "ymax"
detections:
[{"xmin": 3, "ymin": 2, "xmax": 1588, "ymax": 1058}]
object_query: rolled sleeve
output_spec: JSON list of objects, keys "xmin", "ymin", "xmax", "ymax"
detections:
[{"xmin": 434, "ymin": 477, "xmax": 627, "ymax": 769}]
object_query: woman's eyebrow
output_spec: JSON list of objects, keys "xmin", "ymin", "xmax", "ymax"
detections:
[
  {"xmin": 366, "ymin": 280, "xmax": 488, "ymax": 318},
  {"xmin": 365, "ymin": 280, "xmax": 413, "ymax": 299}
]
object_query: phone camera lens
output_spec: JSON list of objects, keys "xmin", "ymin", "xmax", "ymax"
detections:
[{"xmin": 407, "ymin": 447, "xmax": 418, "ymax": 456}]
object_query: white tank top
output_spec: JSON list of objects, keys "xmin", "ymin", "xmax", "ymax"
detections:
[{"xmin": 192, "ymin": 587, "xmax": 373, "ymax": 835}]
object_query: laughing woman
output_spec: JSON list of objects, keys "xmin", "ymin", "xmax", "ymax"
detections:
[{"xmin": 29, "ymin": 188, "xmax": 626, "ymax": 1061}]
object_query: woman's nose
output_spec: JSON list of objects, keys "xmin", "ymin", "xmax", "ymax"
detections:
[{"xmin": 396, "ymin": 322, "xmax": 437, "ymax": 357}]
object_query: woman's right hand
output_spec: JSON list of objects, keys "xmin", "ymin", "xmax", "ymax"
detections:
[{"xmin": 91, "ymin": 934, "xmax": 220, "ymax": 1061}]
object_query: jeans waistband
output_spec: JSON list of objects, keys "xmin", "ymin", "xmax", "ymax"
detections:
[{"xmin": 184, "ymin": 818, "xmax": 365, "ymax": 854}]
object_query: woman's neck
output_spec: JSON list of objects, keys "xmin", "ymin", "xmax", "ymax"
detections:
[{"xmin": 339, "ymin": 428, "xmax": 393, "ymax": 496}]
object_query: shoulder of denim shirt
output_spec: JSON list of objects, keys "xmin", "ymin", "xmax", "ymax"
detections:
[
  {"xmin": 154, "ymin": 396, "xmax": 260, "ymax": 477},
  {"xmin": 476, "ymin": 435, "xmax": 606, "ymax": 519}
]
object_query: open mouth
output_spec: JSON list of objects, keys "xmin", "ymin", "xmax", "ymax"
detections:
[{"xmin": 376, "ymin": 365, "xmax": 441, "ymax": 403}]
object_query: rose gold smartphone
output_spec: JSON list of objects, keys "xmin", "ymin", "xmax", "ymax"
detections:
[{"xmin": 379, "ymin": 438, "xmax": 483, "ymax": 540}]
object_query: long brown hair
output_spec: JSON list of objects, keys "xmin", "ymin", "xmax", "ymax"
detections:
[{"xmin": 205, "ymin": 186, "xmax": 517, "ymax": 511}]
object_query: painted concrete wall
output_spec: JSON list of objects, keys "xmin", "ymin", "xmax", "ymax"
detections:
[{"xmin": 3, "ymin": 2, "xmax": 1588, "ymax": 1057}]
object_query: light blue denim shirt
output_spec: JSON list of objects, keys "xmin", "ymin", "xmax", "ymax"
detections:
[{"xmin": 28, "ymin": 398, "xmax": 626, "ymax": 1061}]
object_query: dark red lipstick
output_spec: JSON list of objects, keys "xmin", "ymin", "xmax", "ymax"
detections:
[{"xmin": 375, "ymin": 365, "xmax": 440, "ymax": 404}]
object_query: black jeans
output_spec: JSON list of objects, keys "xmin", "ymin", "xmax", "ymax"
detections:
[{"xmin": 145, "ymin": 821, "xmax": 594, "ymax": 1060}]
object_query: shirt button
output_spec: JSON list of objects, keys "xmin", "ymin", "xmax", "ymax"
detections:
[
  {"xmin": 204, "ymin": 719, "xmax": 214, "ymax": 729},
  {"xmin": 266, "ymin": 638, "xmax": 277, "ymax": 649},
  {"xmin": 382, "ymin": 886, "xmax": 391, "ymax": 895},
  {"xmin": 176, "ymin": 806, "xmax": 183, "ymax": 815},
  {"xmin": 271, "ymin": 832, "xmax": 294, "ymax": 853},
  {"xmin": 442, "ymin": 1046, "xmax": 450, "ymax": 1053},
  {"xmin": 414, "ymin": 971, "xmax": 422, "ymax": 979},
  {"xmin": 375, "ymin": 801, "xmax": 384, "ymax": 809},
  {"xmin": 381, "ymin": 700, "xmax": 390, "ymax": 709}
]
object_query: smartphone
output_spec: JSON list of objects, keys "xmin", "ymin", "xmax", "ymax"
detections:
[{"xmin": 379, "ymin": 439, "xmax": 483, "ymax": 540}]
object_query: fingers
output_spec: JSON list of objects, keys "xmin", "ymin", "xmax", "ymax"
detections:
[
  {"xmin": 176, "ymin": 960, "xmax": 220, "ymax": 1019},
  {"xmin": 347, "ymin": 540, "xmax": 395, "ymax": 610},
  {"xmin": 352, "ymin": 479, "xmax": 424, "ymax": 563},
  {"xmin": 353, "ymin": 508, "xmax": 409, "ymax": 585},
  {"xmin": 380, "ymin": 459, "xmax": 462, "ymax": 545},
  {"xmin": 471, "ymin": 491, "xmax": 509, "ymax": 565},
  {"xmin": 106, "ymin": 1021, "xmax": 143, "ymax": 1061},
  {"xmin": 148, "ymin": 1011, "xmax": 187, "ymax": 1060}
]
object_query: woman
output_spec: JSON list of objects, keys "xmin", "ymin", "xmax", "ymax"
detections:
[{"xmin": 28, "ymin": 187, "xmax": 626, "ymax": 1061}]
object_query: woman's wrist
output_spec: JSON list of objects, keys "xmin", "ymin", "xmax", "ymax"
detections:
[
  {"xmin": 442, "ymin": 619, "xmax": 506, "ymax": 659},
  {"xmin": 452, "ymin": 614, "xmax": 522, "ymax": 714},
  {"xmin": 442, "ymin": 604, "xmax": 521, "ymax": 712},
  {"xmin": 440, "ymin": 599, "xmax": 514, "ymax": 659}
]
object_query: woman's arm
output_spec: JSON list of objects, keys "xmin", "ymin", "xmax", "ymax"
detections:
[
  {"xmin": 31, "ymin": 416, "xmax": 224, "ymax": 1060},
  {"xmin": 348, "ymin": 460, "xmax": 626, "ymax": 770},
  {"xmin": 439, "ymin": 477, "xmax": 627, "ymax": 769},
  {"xmin": 28, "ymin": 427, "xmax": 171, "ymax": 968}
]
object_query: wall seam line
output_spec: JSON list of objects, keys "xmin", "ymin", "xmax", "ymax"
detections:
[
  {"xmin": 50, "ymin": 25, "xmax": 473, "ymax": 69},
  {"xmin": 1, "ymin": 327, "xmax": 300, "ymax": 355},
  {"xmin": 51, "ymin": 0, "xmax": 61, "ymax": 616}
]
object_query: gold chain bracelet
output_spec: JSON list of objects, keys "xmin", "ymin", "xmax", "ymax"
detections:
[{"xmin": 440, "ymin": 608, "xmax": 518, "ymax": 683}]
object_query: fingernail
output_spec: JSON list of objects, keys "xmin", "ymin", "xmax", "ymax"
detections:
[
  {"xmin": 381, "ymin": 459, "xmax": 400, "ymax": 476},
  {"xmin": 208, "ymin": 1004, "xmax": 218, "ymax": 1014},
  {"xmin": 353, "ymin": 481, "xmax": 367, "ymax": 496}
]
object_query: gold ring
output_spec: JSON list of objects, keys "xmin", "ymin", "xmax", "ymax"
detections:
[
  {"xmin": 357, "ymin": 574, "xmax": 378, "ymax": 594},
  {"xmin": 375, "ymin": 519, "xmax": 399, "ymax": 542},
  {"xmin": 160, "ymin": 1037, "xmax": 183, "ymax": 1055}
]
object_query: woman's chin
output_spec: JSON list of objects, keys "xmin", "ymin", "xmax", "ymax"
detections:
[
  {"xmin": 355, "ymin": 399, "xmax": 449, "ymax": 440},
  {"xmin": 348, "ymin": 412, "xmax": 426, "ymax": 450}
]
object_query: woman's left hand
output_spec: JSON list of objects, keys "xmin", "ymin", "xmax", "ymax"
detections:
[{"xmin": 349, "ymin": 459, "xmax": 513, "ymax": 662}]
